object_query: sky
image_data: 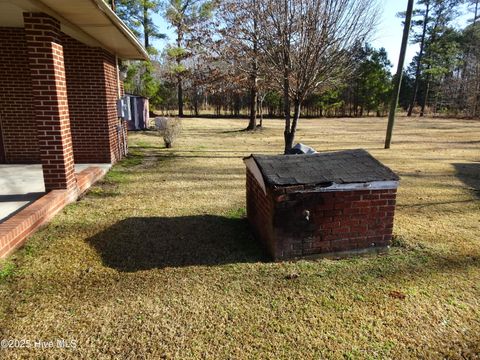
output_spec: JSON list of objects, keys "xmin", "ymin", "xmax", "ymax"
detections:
[
  {"xmin": 151, "ymin": 0, "xmax": 472, "ymax": 73},
  {"xmin": 370, "ymin": 0, "xmax": 417, "ymax": 70}
]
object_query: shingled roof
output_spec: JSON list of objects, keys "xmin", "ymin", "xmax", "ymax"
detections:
[{"xmin": 246, "ymin": 149, "xmax": 399, "ymax": 187}]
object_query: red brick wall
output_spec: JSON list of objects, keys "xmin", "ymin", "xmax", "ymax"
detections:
[
  {"xmin": 0, "ymin": 25, "xmax": 124, "ymax": 166},
  {"xmin": 62, "ymin": 34, "xmax": 123, "ymax": 163},
  {"xmin": 102, "ymin": 51, "xmax": 124, "ymax": 163},
  {"xmin": 247, "ymin": 171, "xmax": 397, "ymax": 260},
  {"xmin": 0, "ymin": 27, "xmax": 38, "ymax": 163},
  {"xmin": 246, "ymin": 169, "xmax": 277, "ymax": 257},
  {"xmin": 24, "ymin": 13, "xmax": 77, "ymax": 191}
]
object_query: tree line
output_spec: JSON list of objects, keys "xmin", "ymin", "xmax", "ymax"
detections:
[
  {"xmin": 401, "ymin": 0, "xmax": 480, "ymax": 118},
  {"xmin": 108, "ymin": 0, "xmax": 479, "ymax": 151}
]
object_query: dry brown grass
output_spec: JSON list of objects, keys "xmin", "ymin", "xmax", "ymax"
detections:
[{"xmin": 0, "ymin": 116, "xmax": 479, "ymax": 359}]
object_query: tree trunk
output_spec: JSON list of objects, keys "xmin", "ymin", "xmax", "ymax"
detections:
[
  {"xmin": 247, "ymin": 84, "xmax": 257, "ymax": 130},
  {"xmin": 408, "ymin": 1, "xmax": 430, "ymax": 116},
  {"xmin": 193, "ymin": 92, "xmax": 199, "ymax": 116},
  {"xmin": 176, "ymin": 27, "xmax": 184, "ymax": 117},
  {"xmin": 177, "ymin": 75, "xmax": 184, "ymax": 117},
  {"xmin": 420, "ymin": 78, "xmax": 430, "ymax": 117},
  {"xmin": 283, "ymin": 73, "xmax": 291, "ymax": 154},
  {"xmin": 475, "ymin": 0, "xmax": 479, "ymax": 24},
  {"xmin": 143, "ymin": 5, "xmax": 149, "ymax": 50},
  {"xmin": 247, "ymin": 8, "xmax": 259, "ymax": 130},
  {"xmin": 258, "ymin": 96, "xmax": 264, "ymax": 127},
  {"xmin": 234, "ymin": 94, "xmax": 241, "ymax": 116},
  {"xmin": 285, "ymin": 98, "xmax": 301, "ymax": 153}
]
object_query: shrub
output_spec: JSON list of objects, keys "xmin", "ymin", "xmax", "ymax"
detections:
[
  {"xmin": 154, "ymin": 117, "xmax": 169, "ymax": 131},
  {"xmin": 162, "ymin": 118, "xmax": 182, "ymax": 148}
]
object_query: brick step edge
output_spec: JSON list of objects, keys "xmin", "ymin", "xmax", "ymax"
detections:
[
  {"xmin": 76, "ymin": 166, "xmax": 106, "ymax": 195},
  {"xmin": 0, "ymin": 166, "xmax": 107, "ymax": 259}
]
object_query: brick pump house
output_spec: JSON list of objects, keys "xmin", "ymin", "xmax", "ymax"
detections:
[{"xmin": 0, "ymin": 0, "xmax": 148, "ymax": 258}]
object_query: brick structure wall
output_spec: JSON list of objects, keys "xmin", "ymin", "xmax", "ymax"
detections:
[
  {"xmin": 246, "ymin": 169, "xmax": 397, "ymax": 260},
  {"xmin": 0, "ymin": 23, "xmax": 124, "ymax": 166},
  {"xmin": 0, "ymin": 122, "xmax": 4, "ymax": 162},
  {"xmin": 102, "ymin": 51, "xmax": 124, "ymax": 163},
  {"xmin": 0, "ymin": 28, "xmax": 38, "ymax": 163},
  {"xmin": 246, "ymin": 169, "xmax": 277, "ymax": 256},
  {"xmin": 24, "ymin": 13, "xmax": 77, "ymax": 191},
  {"xmin": 62, "ymin": 34, "xmax": 123, "ymax": 163},
  {"xmin": 62, "ymin": 35, "xmax": 112, "ymax": 163}
]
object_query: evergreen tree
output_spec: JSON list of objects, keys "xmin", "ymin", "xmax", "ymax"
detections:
[
  {"xmin": 419, "ymin": 1, "xmax": 463, "ymax": 116},
  {"xmin": 163, "ymin": 0, "xmax": 216, "ymax": 117},
  {"xmin": 406, "ymin": 0, "xmax": 431, "ymax": 116},
  {"xmin": 352, "ymin": 45, "xmax": 393, "ymax": 116},
  {"xmin": 117, "ymin": 0, "xmax": 164, "ymax": 53},
  {"xmin": 403, "ymin": 0, "xmax": 464, "ymax": 116},
  {"xmin": 115, "ymin": 0, "xmax": 166, "ymax": 111}
]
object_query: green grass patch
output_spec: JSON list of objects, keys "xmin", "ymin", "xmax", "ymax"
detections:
[
  {"xmin": 88, "ymin": 187, "xmax": 120, "ymax": 198},
  {"xmin": 103, "ymin": 169, "xmax": 128, "ymax": 184},
  {"xmin": 226, "ymin": 207, "xmax": 246, "ymax": 219},
  {"xmin": 120, "ymin": 149, "xmax": 144, "ymax": 168},
  {"xmin": 0, "ymin": 261, "xmax": 15, "ymax": 281},
  {"xmin": 135, "ymin": 140, "xmax": 154, "ymax": 148}
]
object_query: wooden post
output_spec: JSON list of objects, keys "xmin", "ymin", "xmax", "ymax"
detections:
[{"xmin": 384, "ymin": 0, "xmax": 414, "ymax": 149}]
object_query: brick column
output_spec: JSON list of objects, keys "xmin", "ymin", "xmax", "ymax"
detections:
[{"xmin": 23, "ymin": 13, "xmax": 76, "ymax": 192}]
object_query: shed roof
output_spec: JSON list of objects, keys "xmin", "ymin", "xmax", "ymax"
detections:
[{"xmin": 246, "ymin": 149, "xmax": 399, "ymax": 187}]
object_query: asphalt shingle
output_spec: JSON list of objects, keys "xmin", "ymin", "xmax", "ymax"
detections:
[{"xmin": 246, "ymin": 149, "xmax": 399, "ymax": 187}]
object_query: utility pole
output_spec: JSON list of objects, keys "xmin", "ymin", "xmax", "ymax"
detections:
[{"xmin": 385, "ymin": 0, "xmax": 414, "ymax": 149}]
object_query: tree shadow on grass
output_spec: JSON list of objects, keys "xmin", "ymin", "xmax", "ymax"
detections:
[
  {"xmin": 87, "ymin": 216, "xmax": 266, "ymax": 272},
  {"xmin": 453, "ymin": 162, "xmax": 480, "ymax": 198}
]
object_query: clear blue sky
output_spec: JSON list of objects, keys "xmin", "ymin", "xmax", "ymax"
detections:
[
  {"xmin": 370, "ymin": 0, "xmax": 417, "ymax": 70},
  {"xmin": 152, "ymin": 0, "xmax": 471, "ymax": 73}
]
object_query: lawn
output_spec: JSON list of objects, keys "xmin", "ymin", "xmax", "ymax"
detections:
[{"xmin": 0, "ymin": 116, "xmax": 479, "ymax": 359}]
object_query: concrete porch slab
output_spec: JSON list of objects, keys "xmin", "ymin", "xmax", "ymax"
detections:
[
  {"xmin": 0, "ymin": 164, "xmax": 111, "ymax": 223},
  {"xmin": 0, "ymin": 165, "xmax": 109, "ymax": 259}
]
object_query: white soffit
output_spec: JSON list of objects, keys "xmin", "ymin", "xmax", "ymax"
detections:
[{"xmin": 0, "ymin": 0, "xmax": 148, "ymax": 60}]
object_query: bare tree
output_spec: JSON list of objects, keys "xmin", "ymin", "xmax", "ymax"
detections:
[
  {"xmin": 257, "ymin": 0, "xmax": 379, "ymax": 153},
  {"xmin": 215, "ymin": 0, "xmax": 265, "ymax": 130}
]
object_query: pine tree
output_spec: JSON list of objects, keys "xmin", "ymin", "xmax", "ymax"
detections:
[
  {"xmin": 115, "ymin": 0, "xmax": 165, "ymax": 108},
  {"xmin": 406, "ymin": 0, "xmax": 431, "ymax": 116},
  {"xmin": 117, "ymin": 0, "xmax": 164, "ymax": 54},
  {"xmin": 419, "ymin": 0, "xmax": 463, "ymax": 116},
  {"xmin": 163, "ymin": 0, "xmax": 216, "ymax": 117}
]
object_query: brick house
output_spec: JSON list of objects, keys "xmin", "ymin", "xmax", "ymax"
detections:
[
  {"xmin": 0, "ymin": 0, "xmax": 148, "ymax": 258},
  {"xmin": 0, "ymin": 0, "xmax": 148, "ymax": 191}
]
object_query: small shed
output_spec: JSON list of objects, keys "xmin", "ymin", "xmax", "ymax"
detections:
[
  {"xmin": 243, "ymin": 149, "xmax": 400, "ymax": 260},
  {"xmin": 125, "ymin": 95, "xmax": 149, "ymax": 130}
]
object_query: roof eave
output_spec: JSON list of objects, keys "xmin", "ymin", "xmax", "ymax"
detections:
[{"xmin": 89, "ymin": 0, "xmax": 149, "ymax": 60}]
